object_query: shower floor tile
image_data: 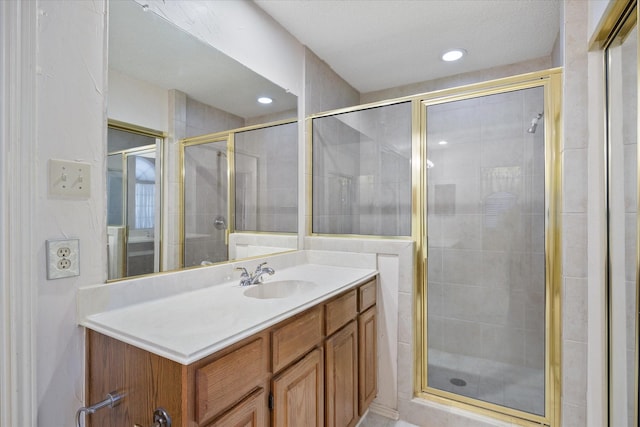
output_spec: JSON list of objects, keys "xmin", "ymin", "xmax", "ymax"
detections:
[{"xmin": 427, "ymin": 349, "xmax": 545, "ymax": 416}]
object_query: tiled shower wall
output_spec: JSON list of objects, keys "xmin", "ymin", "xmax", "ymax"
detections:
[
  {"xmin": 312, "ymin": 102, "xmax": 412, "ymax": 236},
  {"xmin": 234, "ymin": 123, "xmax": 298, "ymax": 233},
  {"xmin": 426, "ymin": 88, "xmax": 546, "ymax": 369}
]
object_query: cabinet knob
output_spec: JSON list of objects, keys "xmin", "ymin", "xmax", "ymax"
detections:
[{"xmin": 134, "ymin": 408, "xmax": 171, "ymax": 427}]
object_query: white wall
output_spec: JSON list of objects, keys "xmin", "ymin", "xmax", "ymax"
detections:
[
  {"xmin": 2, "ymin": 1, "xmax": 39, "ymax": 424},
  {"xmin": 36, "ymin": 1, "xmax": 108, "ymax": 425},
  {"xmin": 108, "ymin": 69, "xmax": 168, "ymax": 132}
]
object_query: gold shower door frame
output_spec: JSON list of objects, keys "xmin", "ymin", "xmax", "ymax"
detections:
[
  {"xmin": 413, "ymin": 69, "xmax": 562, "ymax": 427},
  {"xmin": 180, "ymin": 134, "xmax": 232, "ymax": 269}
]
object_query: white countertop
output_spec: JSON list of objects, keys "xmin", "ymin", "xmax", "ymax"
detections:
[{"xmin": 81, "ymin": 263, "xmax": 376, "ymax": 365}]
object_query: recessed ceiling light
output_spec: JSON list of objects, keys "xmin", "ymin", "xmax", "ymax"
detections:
[
  {"xmin": 438, "ymin": 140, "xmax": 448, "ymax": 145},
  {"xmin": 442, "ymin": 49, "xmax": 466, "ymax": 62},
  {"xmin": 258, "ymin": 97, "xmax": 273, "ymax": 104}
]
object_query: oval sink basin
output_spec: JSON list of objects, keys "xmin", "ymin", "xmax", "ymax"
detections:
[{"xmin": 243, "ymin": 280, "xmax": 317, "ymax": 299}]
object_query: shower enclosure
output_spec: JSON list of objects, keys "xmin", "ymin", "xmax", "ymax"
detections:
[
  {"xmin": 421, "ymin": 77, "xmax": 560, "ymax": 425},
  {"xmin": 308, "ymin": 70, "xmax": 560, "ymax": 425},
  {"xmin": 182, "ymin": 139, "xmax": 229, "ymax": 267}
]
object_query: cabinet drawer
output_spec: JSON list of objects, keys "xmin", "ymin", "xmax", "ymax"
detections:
[
  {"xmin": 206, "ymin": 387, "xmax": 268, "ymax": 427},
  {"xmin": 195, "ymin": 335, "xmax": 269, "ymax": 425},
  {"xmin": 358, "ymin": 279, "xmax": 376, "ymax": 312},
  {"xmin": 325, "ymin": 289, "xmax": 357, "ymax": 336},
  {"xmin": 272, "ymin": 306, "xmax": 323, "ymax": 373}
]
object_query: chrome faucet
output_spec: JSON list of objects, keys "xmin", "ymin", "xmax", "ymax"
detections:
[
  {"xmin": 235, "ymin": 262, "xmax": 275, "ymax": 286},
  {"xmin": 251, "ymin": 262, "xmax": 275, "ymax": 284},
  {"xmin": 235, "ymin": 267, "xmax": 253, "ymax": 287}
]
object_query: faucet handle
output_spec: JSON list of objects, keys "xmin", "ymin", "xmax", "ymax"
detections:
[
  {"xmin": 235, "ymin": 267, "xmax": 249, "ymax": 277},
  {"xmin": 254, "ymin": 262, "xmax": 268, "ymax": 273}
]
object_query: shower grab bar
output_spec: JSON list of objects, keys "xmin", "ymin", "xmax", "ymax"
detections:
[{"xmin": 75, "ymin": 391, "xmax": 125, "ymax": 427}]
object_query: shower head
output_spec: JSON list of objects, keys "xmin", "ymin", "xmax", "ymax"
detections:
[{"xmin": 527, "ymin": 113, "xmax": 544, "ymax": 134}]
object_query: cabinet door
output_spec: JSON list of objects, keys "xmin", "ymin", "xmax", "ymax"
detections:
[
  {"xmin": 358, "ymin": 306, "xmax": 377, "ymax": 415},
  {"xmin": 206, "ymin": 387, "xmax": 268, "ymax": 427},
  {"xmin": 272, "ymin": 348, "xmax": 324, "ymax": 427},
  {"xmin": 325, "ymin": 321, "xmax": 358, "ymax": 427}
]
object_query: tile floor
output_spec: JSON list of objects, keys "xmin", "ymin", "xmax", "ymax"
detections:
[{"xmin": 358, "ymin": 412, "xmax": 418, "ymax": 427}]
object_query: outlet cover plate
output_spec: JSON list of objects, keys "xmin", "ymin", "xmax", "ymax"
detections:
[
  {"xmin": 49, "ymin": 159, "xmax": 91, "ymax": 198},
  {"xmin": 46, "ymin": 239, "xmax": 80, "ymax": 279}
]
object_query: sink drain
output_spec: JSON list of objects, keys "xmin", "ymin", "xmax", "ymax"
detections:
[{"xmin": 450, "ymin": 378, "xmax": 467, "ymax": 387}]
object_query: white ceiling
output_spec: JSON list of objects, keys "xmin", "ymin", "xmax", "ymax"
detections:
[
  {"xmin": 109, "ymin": 0, "xmax": 298, "ymax": 119},
  {"xmin": 110, "ymin": 0, "xmax": 561, "ymax": 119},
  {"xmin": 254, "ymin": 0, "xmax": 562, "ymax": 93}
]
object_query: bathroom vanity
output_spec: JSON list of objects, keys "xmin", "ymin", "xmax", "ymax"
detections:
[{"xmin": 80, "ymin": 255, "xmax": 378, "ymax": 427}]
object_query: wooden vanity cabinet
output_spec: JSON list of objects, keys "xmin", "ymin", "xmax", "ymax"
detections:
[
  {"xmin": 205, "ymin": 387, "xmax": 268, "ymax": 427},
  {"xmin": 271, "ymin": 306, "xmax": 323, "ymax": 374},
  {"xmin": 86, "ymin": 330, "xmax": 270, "ymax": 427},
  {"xmin": 325, "ymin": 320, "xmax": 358, "ymax": 427},
  {"xmin": 86, "ymin": 277, "xmax": 377, "ymax": 427},
  {"xmin": 191, "ymin": 332, "xmax": 270, "ymax": 426},
  {"xmin": 86, "ymin": 329, "xmax": 186, "ymax": 427},
  {"xmin": 324, "ymin": 289, "xmax": 358, "ymax": 427},
  {"xmin": 271, "ymin": 348, "xmax": 324, "ymax": 427},
  {"xmin": 358, "ymin": 280, "xmax": 377, "ymax": 414}
]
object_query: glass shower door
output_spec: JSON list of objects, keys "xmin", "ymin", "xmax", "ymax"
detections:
[
  {"xmin": 182, "ymin": 140, "xmax": 229, "ymax": 267},
  {"xmin": 424, "ymin": 86, "xmax": 548, "ymax": 418},
  {"xmin": 606, "ymin": 18, "xmax": 638, "ymax": 427}
]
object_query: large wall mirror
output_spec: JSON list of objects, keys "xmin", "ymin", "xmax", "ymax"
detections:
[{"xmin": 107, "ymin": 0, "xmax": 298, "ymax": 280}]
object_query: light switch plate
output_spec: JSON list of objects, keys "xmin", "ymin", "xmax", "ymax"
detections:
[
  {"xmin": 46, "ymin": 239, "xmax": 80, "ymax": 279},
  {"xmin": 49, "ymin": 159, "xmax": 91, "ymax": 198}
]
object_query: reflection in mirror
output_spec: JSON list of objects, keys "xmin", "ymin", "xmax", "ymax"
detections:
[
  {"xmin": 182, "ymin": 139, "xmax": 229, "ymax": 268},
  {"xmin": 235, "ymin": 121, "xmax": 298, "ymax": 233},
  {"xmin": 107, "ymin": 0, "xmax": 298, "ymax": 279},
  {"xmin": 107, "ymin": 125, "xmax": 163, "ymax": 280},
  {"xmin": 181, "ymin": 120, "xmax": 299, "ymax": 268}
]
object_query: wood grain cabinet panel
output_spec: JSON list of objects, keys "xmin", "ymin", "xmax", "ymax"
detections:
[
  {"xmin": 325, "ymin": 289, "xmax": 357, "ymax": 336},
  {"xmin": 206, "ymin": 387, "xmax": 268, "ymax": 427},
  {"xmin": 325, "ymin": 320, "xmax": 358, "ymax": 427},
  {"xmin": 271, "ymin": 306, "xmax": 323, "ymax": 373},
  {"xmin": 358, "ymin": 279, "xmax": 376, "ymax": 312},
  {"xmin": 86, "ymin": 330, "xmax": 185, "ymax": 427},
  {"xmin": 272, "ymin": 348, "xmax": 324, "ymax": 427},
  {"xmin": 194, "ymin": 334, "xmax": 269, "ymax": 425},
  {"xmin": 358, "ymin": 306, "xmax": 377, "ymax": 415}
]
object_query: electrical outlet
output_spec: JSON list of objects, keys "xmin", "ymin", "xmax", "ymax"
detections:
[{"xmin": 46, "ymin": 239, "xmax": 80, "ymax": 279}]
